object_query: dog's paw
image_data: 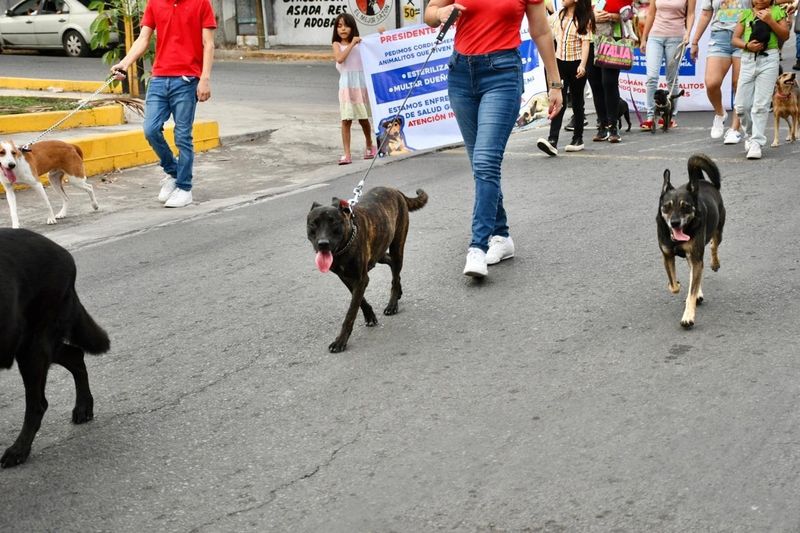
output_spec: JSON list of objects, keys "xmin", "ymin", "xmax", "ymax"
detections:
[
  {"xmin": 680, "ymin": 318, "xmax": 695, "ymax": 329},
  {"xmin": 365, "ymin": 316, "xmax": 378, "ymax": 327},
  {"xmin": 72, "ymin": 398, "xmax": 94, "ymax": 424},
  {"xmin": 772, "ymin": 141, "xmax": 780, "ymax": 147},
  {"xmin": 669, "ymin": 281, "xmax": 681, "ymax": 294},
  {"xmin": 46, "ymin": 217, "xmax": 57, "ymax": 225},
  {"xmin": 383, "ymin": 303, "xmax": 398, "ymax": 316},
  {"xmin": 711, "ymin": 261, "xmax": 720, "ymax": 272},
  {"xmin": 92, "ymin": 202, "xmax": 99, "ymax": 211},
  {"xmin": 55, "ymin": 211, "xmax": 67, "ymax": 219},
  {"xmin": 0, "ymin": 444, "xmax": 31, "ymax": 468},
  {"xmin": 328, "ymin": 339, "xmax": 348, "ymax": 353}
]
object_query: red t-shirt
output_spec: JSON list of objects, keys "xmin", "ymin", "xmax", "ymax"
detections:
[
  {"xmin": 453, "ymin": 0, "xmax": 543, "ymax": 55},
  {"xmin": 141, "ymin": 0, "xmax": 217, "ymax": 77},
  {"xmin": 603, "ymin": 0, "xmax": 631, "ymax": 14}
]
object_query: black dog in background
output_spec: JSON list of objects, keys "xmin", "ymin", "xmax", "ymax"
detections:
[
  {"xmin": 0, "ymin": 229, "xmax": 110, "ymax": 467},
  {"xmin": 652, "ymin": 88, "xmax": 685, "ymax": 133},
  {"xmin": 617, "ymin": 99, "xmax": 632, "ymax": 132}
]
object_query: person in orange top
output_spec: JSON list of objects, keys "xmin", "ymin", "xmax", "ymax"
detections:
[{"xmin": 424, "ymin": 0, "xmax": 562, "ymax": 279}]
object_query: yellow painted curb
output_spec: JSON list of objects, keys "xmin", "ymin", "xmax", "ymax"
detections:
[
  {"xmin": 0, "ymin": 77, "xmax": 122, "ymax": 94},
  {"xmin": 0, "ymin": 105, "xmax": 126, "ymax": 134},
  {"xmin": 5, "ymin": 120, "xmax": 220, "ymax": 190}
]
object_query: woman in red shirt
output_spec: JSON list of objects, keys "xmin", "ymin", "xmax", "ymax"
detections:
[{"xmin": 425, "ymin": 0, "xmax": 562, "ymax": 279}]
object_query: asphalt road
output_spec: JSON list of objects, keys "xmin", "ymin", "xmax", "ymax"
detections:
[{"xmin": 1, "ymin": 55, "xmax": 800, "ymax": 531}]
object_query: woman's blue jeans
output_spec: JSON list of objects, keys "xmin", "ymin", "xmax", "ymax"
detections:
[
  {"xmin": 447, "ymin": 49, "xmax": 523, "ymax": 252},
  {"xmin": 143, "ymin": 76, "xmax": 199, "ymax": 192},
  {"xmin": 645, "ymin": 36, "xmax": 684, "ymax": 118}
]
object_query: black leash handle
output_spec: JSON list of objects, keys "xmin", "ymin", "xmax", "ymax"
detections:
[{"xmin": 436, "ymin": 7, "xmax": 459, "ymax": 42}]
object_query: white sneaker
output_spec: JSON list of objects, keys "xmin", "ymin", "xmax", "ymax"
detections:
[
  {"xmin": 723, "ymin": 128, "xmax": 742, "ymax": 145},
  {"xmin": 486, "ymin": 235, "xmax": 515, "ymax": 265},
  {"xmin": 746, "ymin": 142, "xmax": 762, "ymax": 160},
  {"xmin": 164, "ymin": 188, "xmax": 193, "ymax": 207},
  {"xmin": 536, "ymin": 138, "xmax": 558, "ymax": 157},
  {"xmin": 744, "ymin": 139, "xmax": 751, "ymax": 152},
  {"xmin": 711, "ymin": 113, "xmax": 727, "ymax": 139},
  {"xmin": 463, "ymin": 247, "xmax": 488, "ymax": 278},
  {"xmin": 158, "ymin": 175, "xmax": 177, "ymax": 202}
]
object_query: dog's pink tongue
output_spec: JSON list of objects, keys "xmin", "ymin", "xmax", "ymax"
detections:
[
  {"xmin": 671, "ymin": 228, "xmax": 691, "ymax": 241},
  {"xmin": 315, "ymin": 251, "xmax": 333, "ymax": 273},
  {"xmin": 1, "ymin": 166, "xmax": 16, "ymax": 184}
]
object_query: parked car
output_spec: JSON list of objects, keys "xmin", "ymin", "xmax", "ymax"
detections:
[{"xmin": 0, "ymin": 0, "xmax": 116, "ymax": 57}]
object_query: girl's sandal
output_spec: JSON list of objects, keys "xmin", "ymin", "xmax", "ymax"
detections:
[
  {"xmin": 338, "ymin": 155, "xmax": 352, "ymax": 165},
  {"xmin": 364, "ymin": 146, "xmax": 377, "ymax": 159}
]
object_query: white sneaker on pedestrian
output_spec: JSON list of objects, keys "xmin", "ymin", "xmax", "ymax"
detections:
[
  {"xmin": 463, "ymin": 247, "xmax": 488, "ymax": 278},
  {"xmin": 746, "ymin": 142, "xmax": 762, "ymax": 160},
  {"xmin": 711, "ymin": 113, "xmax": 727, "ymax": 139},
  {"xmin": 486, "ymin": 235, "xmax": 515, "ymax": 265},
  {"xmin": 744, "ymin": 139, "xmax": 751, "ymax": 152},
  {"xmin": 164, "ymin": 188, "xmax": 193, "ymax": 208},
  {"xmin": 723, "ymin": 128, "xmax": 742, "ymax": 145},
  {"xmin": 158, "ymin": 175, "xmax": 177, "ymax": 202},
  {"xmin": 536, "ymin": 137, "xmax": 558, "ymax": 157}
]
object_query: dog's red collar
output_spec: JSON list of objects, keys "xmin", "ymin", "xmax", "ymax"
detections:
[{"xmin": 776, "ymin": 93, "xmax": 792, "ymax": 99}]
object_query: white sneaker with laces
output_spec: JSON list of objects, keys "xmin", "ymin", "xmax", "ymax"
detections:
[
  {"xmin": 746, "ymin": 142, "xmax": 762, "ymax": 160},
  {"xmin": 158, "ymin": 175, "xmax": 177, "ymax": 202},
  {"xmin": 463, "ymin": 247, "xmax": 488, "ymax": 278},
  {"xmin": 486, "ymin": 236, "xmax": 515, "ymax": 265},
  {"xmin": 724, "ymin": 128, "xmax": 742, "ymax": 145},
  {"xmin": 711, "ymin": 113, "xmax": 727, "ymax": 139},
  {"xmin": 164, "ymin": 188, "xmax": 193, "ymax": 208}
]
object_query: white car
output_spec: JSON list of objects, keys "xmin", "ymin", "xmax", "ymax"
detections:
[{"xmin": 0, "ymin": 0, "xmax": 116, "ymax": 57}]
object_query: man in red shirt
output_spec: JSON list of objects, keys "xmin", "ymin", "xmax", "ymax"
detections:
[{"xmin": 111, "ymin": 0, "xmax": 217, "ymax": 208}]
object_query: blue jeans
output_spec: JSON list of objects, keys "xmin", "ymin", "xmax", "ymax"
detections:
[
  {"xmin": 734, "ymin": 49, "xmax": 780, "ymax": 147},
  {"xmin": 143, "ymin": 76, "xmax": 199, "ymax": 192},
  {"xmin": 447, "ymin": 49, "xmax": 523, "ymax": 252},
  {"xmin": 796, "ymin": 33, "xmax": 800, "ymax": 60},
  {"xmin": 645, "ymin": 36, "xmax": 684, "ymax": 118}
]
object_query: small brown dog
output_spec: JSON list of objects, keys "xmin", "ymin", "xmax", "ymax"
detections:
[
  {"xmin": 307, "ymin": 187, "xmax": 427, "ymax": 352},
  {"xmin": 771, "ymin": 72, "xmax": 800, "ymax": 147}
]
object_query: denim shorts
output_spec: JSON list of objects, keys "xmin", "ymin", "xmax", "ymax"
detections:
[{"xmin": 707, "ymin": 29, "xmax": 741, "ymax": 58}]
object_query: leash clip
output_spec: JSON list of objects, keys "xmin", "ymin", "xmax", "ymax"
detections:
[{"xmin": 20, "ymin": 144, "xmax": 32, "ymax": 153}]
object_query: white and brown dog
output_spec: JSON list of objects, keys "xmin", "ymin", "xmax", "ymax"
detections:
[{"xmin": 0, "ymin": 140, "xmax": 99, "ymax": 228}]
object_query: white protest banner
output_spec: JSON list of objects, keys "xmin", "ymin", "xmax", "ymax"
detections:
[
  {"xmin": 620, "ymin": 1, "xmax": 732, "ymax": 115},
  {"xmin": 359, "ymin": 22, "xmax": 548, "ymax": 156}
]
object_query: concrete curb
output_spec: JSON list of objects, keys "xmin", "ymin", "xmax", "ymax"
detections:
[
  {"xmin": 214, "ymin": 48, "xmax": 332, "ymax": 62},
  {"xmin": 0, "ymin": 105, "xmax": 126, "ymax": 134},
  {"xmin": 0, "ymin": 76, "xmax": 122, "ymax": 93}
]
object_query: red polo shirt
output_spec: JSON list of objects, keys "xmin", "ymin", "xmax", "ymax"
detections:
[
  {"xmin": 141, "ymin": 0, "xmax": 217, "ymax": 77},
  {"xmin": 454, "ymin": 0, "xmax": 543, "ymax": 55}
]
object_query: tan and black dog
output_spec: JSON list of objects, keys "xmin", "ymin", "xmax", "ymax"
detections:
[
  {"xmin": 307, "ymin": 187, "xmax": 428, "ymax": 352},
  {"xmin": 656, "ymin": 153, "xmax": 725, "ymax": 329},
  {"xmin": 771, "ymin": 72, "xmax": 800, "ymax": 147}
]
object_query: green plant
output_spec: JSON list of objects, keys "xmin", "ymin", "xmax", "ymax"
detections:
[{"xmin": 89, "ymin": 0, "xmax": 155, "ymax": 86}]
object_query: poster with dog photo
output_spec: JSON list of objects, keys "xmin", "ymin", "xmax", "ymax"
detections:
[{"xmin": 359, "ymin": 22, "xmax": 547, "ymax": 155}]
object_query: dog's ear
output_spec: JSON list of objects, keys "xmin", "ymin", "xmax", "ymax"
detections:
[
  {"xmin": 661, "ymin": 169, "xmax": 673, "ymax": 194},
  {"xmin": 310, "ymin": 201, "xmax": 321, "ymax": 212}
]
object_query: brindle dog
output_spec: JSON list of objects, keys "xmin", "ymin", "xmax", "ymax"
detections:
[
  {"xmin": 657, "ymin": 153, "xmax": 725, "ymax": 329},
  {"xmin": 307, "ymin": 187, "xmax": 428, "ymax": 352}
]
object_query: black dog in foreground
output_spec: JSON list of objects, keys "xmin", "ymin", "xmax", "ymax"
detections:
[
  {"xmin": 652, "ymin": 88, "xmax": 685, "ymax": 133},
  {"xmin": 0, "ymin": 228, "xmax": 110, "ymax": 467},
  {"xmin": 308, "ymin": 187, "xmax": 428, "ymax": 352},
  {"xmin": 657, "ymin": 153, "xmax": 725, "ymax": 329}
]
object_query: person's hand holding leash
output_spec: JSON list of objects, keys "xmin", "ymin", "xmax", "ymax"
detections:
[{"xmin": 436, "ymin": 2, "xmax": 466, "ymax": 24}]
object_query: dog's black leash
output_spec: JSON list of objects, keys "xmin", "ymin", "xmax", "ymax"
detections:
[{"xmin": 346, "ymin": 8, "xmax": 460, "ymax": 210}]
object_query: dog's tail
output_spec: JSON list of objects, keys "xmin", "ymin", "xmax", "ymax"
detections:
[
  {"xmin": 404, "ymin": 189, "xmax": 428, "ymax": 212},
  {"xmin": 688, "ymin": 153, "xmax": 721, "ymax": 190},
  {"xmin": 68, "ymin": 293, "xmax": 110, "ymax": 355}
]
